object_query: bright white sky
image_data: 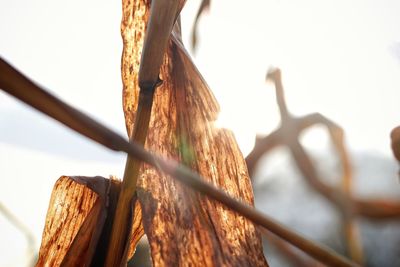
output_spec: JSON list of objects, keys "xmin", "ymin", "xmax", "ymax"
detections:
[{"xmin": 1, "ymin": 0, "xmax": 400, "ymax": 266}]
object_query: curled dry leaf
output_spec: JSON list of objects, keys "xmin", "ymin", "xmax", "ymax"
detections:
[
  {"xmin": 122, "ymin": 0, "xmax": 267, "ymax": 266},
  {"xmin": 35, "ymin": 176, "xmax": 142, "ymax": 266},
  {"xmin": 36, "ymin": 176, "xmax": 103, "ymax": 266}
]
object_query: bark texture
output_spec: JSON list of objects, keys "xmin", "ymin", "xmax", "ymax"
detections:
[{"xmin": 121, "ymin": 1, "xmax": 268, "ymax": 266}]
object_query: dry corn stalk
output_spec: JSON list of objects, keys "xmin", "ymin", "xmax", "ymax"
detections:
[
  {"xmin": 104, "ymin": 0, "xmax": 185, "ymax": 264},
  {"xmin": 120, "ymin": 0, "xmax": 267, "ymax": 265},
  {"xmin": 0, "ymin": 17, "xmax": 357, "ymax": 267}
]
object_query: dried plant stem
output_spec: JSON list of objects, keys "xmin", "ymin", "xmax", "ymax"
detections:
[
  {"xmin": 258, "ymin": 227, "xmax": 321, "ymax": 267},
  {"xmin": 105, "ymin": 0, "xmax": 182, "ymax": 265},
  {"xmin": 123, "ymin": 1, "xmax": 267, "ymax": 264},
  {"xmin": 0, "ymin": 57, "xmax": 357, "ymax": 267},
  {"xmin": 104, "ymin": 87, "xmax": 155, "ymax": 267}
]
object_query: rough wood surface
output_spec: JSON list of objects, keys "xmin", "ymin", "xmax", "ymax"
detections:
[
  {"xmin": 36, "ymin": 176, "xmax": 142, "ymax": 266},
  {"xmin": 121, "ymin": 1, "xmax": 267, "ymax": 266}
]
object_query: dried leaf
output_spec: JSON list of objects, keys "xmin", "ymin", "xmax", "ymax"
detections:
[
  {"xmin": 36, "ymin": 176, "xmax": 142, "ymax": 266},
  {"xmin": 0, "ymin": 55, "xmax": 354, "ymax": 267},
  {"xmin": 121, "ymin": 1, "xmax": 267, "ymax": 266},
  {"xmin": 36, "ymin": 176, "xmax": 105, "ymax": 266}
]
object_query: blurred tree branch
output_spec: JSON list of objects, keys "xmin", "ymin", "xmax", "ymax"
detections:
[
  {"xmin": 246, "ymin": 67, "xmax": 400, "ymax": 264},
  {"xmin": 246, "ymin": 68, "xmax": 400, "ymax": 220}
]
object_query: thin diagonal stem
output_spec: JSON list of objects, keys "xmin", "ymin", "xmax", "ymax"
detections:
[
  {"xmin": 0, "ymin": 57, "xmax": 357, "ymax": 267},
  {"xmin": 105, "ymin": 0, "xmax": 182, "ymax": 265}
]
